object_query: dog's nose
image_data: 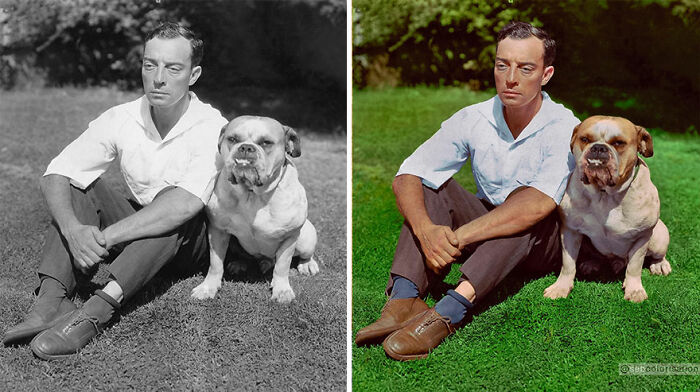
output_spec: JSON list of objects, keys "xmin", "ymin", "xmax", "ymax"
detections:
[
  {"xmin": 238, "ymin": 144, "xmax": 256, "ymax": 155},
  {"xmin": 589, "ymin": 144, "xmax": 609, "ymax": 159}
]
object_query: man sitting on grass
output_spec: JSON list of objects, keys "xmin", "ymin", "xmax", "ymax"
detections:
[
  {"xmin": 2, "ymin": 22, "xmax": 227, "ymax": 360},
  {"xmin": 355, "ymin": 21, "xmax": 580, "ymax": 360}
]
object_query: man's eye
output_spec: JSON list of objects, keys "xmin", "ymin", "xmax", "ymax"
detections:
[
  {"xmin": 496, "ymin": 64, "xmax": 507, "ymax": 70},
  {"xmin": 143, "ymin": 63, "xmax": 155, "ymax": 70}
]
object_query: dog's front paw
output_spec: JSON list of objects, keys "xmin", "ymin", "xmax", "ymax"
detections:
[
  {"xmin": 271, "ymin": 283, "xmax": 295, "ymax": 303},
  {"xmin": 543, "ymin": 279, "xmax": 573, "ymax": 299},
  {"xmin": 297, "ymin": 258, "xmax": 319, "ymax": 276},
  {"xmin": 622, "ymin": 279, "xmax": 647, "ymax": 303},
  {"xmin": 191, "ymin": 281, "xmax": 221, "ymax": 300},
  {"xmin": 649, "ymin": 258, "xmax": 672, "ymax": 276}
]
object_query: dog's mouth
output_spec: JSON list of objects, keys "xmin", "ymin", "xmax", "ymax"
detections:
[
  {"xmin": 580, "ymin": 145, "xmax": 619, "ymax": 188},
  {"xmin": 227, "ymin": 153, "xmax": 267, "ymax": 188}
]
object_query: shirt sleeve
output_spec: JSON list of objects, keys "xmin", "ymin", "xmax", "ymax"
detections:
[
  {"xmin": 526, "ymin": 119, "xmax": 578, "ymax": 204},
  {"xmin": 173, "ymin": 117, "xmax": 228, "ymax": 203},
  {"xmin": 396, "ymin": 109, "xmax": 470, "ymax": 189},
  {"xmin": 43, "ymin": 108, "xmax": 119, "ymax": 189}
]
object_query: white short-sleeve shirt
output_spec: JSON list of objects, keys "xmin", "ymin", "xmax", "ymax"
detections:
[
  {"xmin": 397, "ymin": 92, "xmax": 580, "ymax": 205},
  {"xmin": 44, "ymin": 92, "xmax": 228, "ymax": 205}
]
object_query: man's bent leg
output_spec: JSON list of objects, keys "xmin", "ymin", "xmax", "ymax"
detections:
[
  {"xmin": 383, "ymin": 210, "xmax": 560, "ymax": 360},
  {"xmin": 5, "ymin": 180, "xmax": 133, "ymax": 346},
  {"xmin": 459, "ymin": 210, "xmax": 561, "ymax": 301},
  {"xmin": 357, "ymin": 179, "xmax": 487, "ymax": 347},
  {"xmin": 30, "ymin": 212, "xmax": 207, "ymax": 359},
  {"xmin": 386, "ymin": 179, "xmax": 489, "ymax": 297}
]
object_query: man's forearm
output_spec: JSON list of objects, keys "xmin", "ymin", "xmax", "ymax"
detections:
[
  {"xmin": 41, "ymin": 174, "xmax": 81, "ymax": 231},
  {"xmin": 392, "ymin": 174, "xmax": 433, "ymax": 231},
  {"xmin": 102, "ymin": 187, "xmax": 203, "ymax": 248},
  {"xmin": 455, "ymin": 186, "xmax": 556, "ymax": 248}
]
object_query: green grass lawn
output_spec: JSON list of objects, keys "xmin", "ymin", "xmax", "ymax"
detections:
[
  {"xmin": 352, "ymin": 87, "xmax": 700, "ymax": 391},
  {"xmin": 0, "ymin": 88, "xmax": 346, "ymax": 391}
]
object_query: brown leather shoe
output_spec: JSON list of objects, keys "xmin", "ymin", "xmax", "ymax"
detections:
[
  {"xmin": 30, "ymin": 309, "xmax": 105, "ymax": 360},
  {"xmin": 382, "ymin": 308, "xmax": 456, "ymax": 361},
  {"xmin": 355, "ymin": 297, "xmax": 429, "ymax": 346},
  {"xmin": 3, "ymin": 297, "xmax": 76, "ymax": 346}
]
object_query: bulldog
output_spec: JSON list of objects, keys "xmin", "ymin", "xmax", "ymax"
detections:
[
  {"xmin": 543, "ymin": 115, "xmax": 671, "ymax": 303},
  {"xmin": 191, "ymin": 116, "xmax": 319, "ymax": 303}
]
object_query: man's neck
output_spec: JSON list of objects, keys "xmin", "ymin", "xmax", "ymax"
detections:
[
  {"xmin": 503, "ymin": 92, "xmax": 543, "ymax": 139},
  {"xmin": 151, "ymin": 92, "xmax": 191, "ymax": 139}
]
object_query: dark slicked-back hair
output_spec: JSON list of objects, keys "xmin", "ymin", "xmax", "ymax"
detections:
[
  {"xmin": 497, "ymin": 21, "xmax": 556, "ymax": 67},
  {"xmin": 145, "ymin": 22, "xmax": 204, "ymax": 67}
]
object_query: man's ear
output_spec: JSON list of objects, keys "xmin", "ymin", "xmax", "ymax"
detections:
[
  {"xmin": 570, "ymin": 122, "xmax": 581, "ymax": 151},
  {"xmin": 636, "ymin": 125, "xmax": 653, "ymax": 157},
  {"xmin": 541, "ymin": 65, "xmax": 554, "ymax": 86},
  {"xmin": 188, "ymin": 65, "xmax": 202, "ymax": 86},
  {"xmin": 284, "ymin": 125, "xmax": 301, "ymax": 157},
  {"xmin": 217, "ymin": 124, "xmax": 228, "ymax": 152}
]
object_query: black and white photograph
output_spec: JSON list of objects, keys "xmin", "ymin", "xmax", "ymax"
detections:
[{"xmin": 0, "ymin": 1, "xmax": 346, "ymax": 390}]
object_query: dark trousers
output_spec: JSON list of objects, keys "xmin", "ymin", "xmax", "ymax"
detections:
[
  {"xmin": 37, "ymin": 178, "xmax": 208, "ymax": 302},
  {"xmin": 386, "ymin": 178, "xmax": 562, "ymax": 301}
]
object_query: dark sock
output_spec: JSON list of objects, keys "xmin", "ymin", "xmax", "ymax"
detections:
[
  {"xmin": 82, "ymin": 290, "xmax": 120, "ymax": 325},
  {"xmin": 435, "ymin": 289, "xmax": 474, "ymax": 324},
  {"xmin": 390, "ymin": 276, "xmax": 419, "ymax": 299}
]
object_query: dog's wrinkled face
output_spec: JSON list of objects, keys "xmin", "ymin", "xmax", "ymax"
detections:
[
  {"xmin": 570, "ymin": 115, "xmax": 653, "ymax": 190},
  {"xmin": 218, "ymin": 116, "xmax": 300, "ymax": 190}
]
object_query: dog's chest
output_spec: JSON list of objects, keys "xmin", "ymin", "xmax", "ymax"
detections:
[
  {"xmin": 561, "ymin": 190, "xmax": 657, "ymax": 257},
  {"xmin": 207, "ymin": 186, "xmax": 306, "ymax": 258}
]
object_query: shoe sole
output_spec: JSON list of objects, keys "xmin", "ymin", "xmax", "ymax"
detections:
[{"xmin": 355, "ymin": 311, "xmax": 429, "ymax": 347}]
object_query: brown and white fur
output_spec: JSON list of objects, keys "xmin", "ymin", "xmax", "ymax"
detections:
[
  {"xmin": 544, "ymin": 115, "xmax": 670, "ymax": 303},
  {"xmin": 191, "ymin": 116, "xmax": 319, "ymax": 303}
]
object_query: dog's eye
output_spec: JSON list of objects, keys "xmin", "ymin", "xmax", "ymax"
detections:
[
  {"xmin": 227, "ymin": 136, "xmax": 238, "ymax": 143},
  {"xmin": 580, "ymin": 136, "xmax": 590, "ymax": 143},
  {"xmin": 261, "ymin": 140, "xmax": 273, "ymax": 146},
  {"xmin": 612, "ymin": 140, "xmax": 626, "ymax": 147}
]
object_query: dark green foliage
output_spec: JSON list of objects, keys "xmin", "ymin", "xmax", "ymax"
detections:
[
  {"xmin": 352, "ymin": 87, "xmax": 700, "ymax": 391},
  {"xmin": 352, "ymin": 0, "xmax": 699, "ymax": 131}
]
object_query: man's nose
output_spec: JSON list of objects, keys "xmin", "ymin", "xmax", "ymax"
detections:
[
  {"xmin": 154, "ymin": 66, "xmax": 166, "ymax": 86},
  {"xmin": 506, "ymin": 68, "xmax": 518, "ymax": 85}
]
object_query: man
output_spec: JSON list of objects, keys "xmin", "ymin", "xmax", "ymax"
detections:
[
  {"xmin": 355, "ymin": 22, "xmax": 580, "ymax": 361},
  {"xmin": 2, "ymin": 22, "xmax": 228, "ymax": 360}
]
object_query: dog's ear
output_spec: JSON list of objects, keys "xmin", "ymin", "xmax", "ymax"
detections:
[
  {"xmin": 284, "ymin": 125, "xmax": 301, "ymax": 157},
  {"xmin": 570, "ymin": 123, "xmax": 581, "ymax": 152},
  {"xmin": 217, "ymin": 124, "xmax": 228, "ymax": 152},
  {"xmin": 636, "ymin": 125, "xmax": 653, "ymax": 157}
]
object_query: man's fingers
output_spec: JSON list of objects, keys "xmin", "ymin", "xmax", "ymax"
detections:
[
  {"xmin": 445, "ymin": 228, "xmax": 459, "ymax": 247},
  {"xmin": 92, "ymin": 228, "xmax": 106, "ymax": 247}
]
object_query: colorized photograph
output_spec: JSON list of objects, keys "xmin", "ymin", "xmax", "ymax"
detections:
[
  {"xmin": 352, "ymin": 1, "xmax": 699, "ymax": 390},
  {"xmin": 0, "ymin": 1, "xmax": 347, "ymax": 390}
]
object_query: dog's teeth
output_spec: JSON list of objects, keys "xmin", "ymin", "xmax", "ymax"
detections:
[{"xmin": 587, "ymin": 159, "xmax": 602, "ymax": 165}]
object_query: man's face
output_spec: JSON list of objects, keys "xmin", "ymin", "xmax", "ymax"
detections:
[
  {"xmin": 494, "ymin": 36, "xmax": 553, "ymax": 109},
  {"xmin": 141, "ymin": 36, "xmax": 201, "ymax": 108}
]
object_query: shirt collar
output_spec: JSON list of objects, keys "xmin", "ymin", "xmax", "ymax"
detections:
[
  {"xmin": 127, "ymin": 91, "xmax": 207, "ymax": 143},
  {"xmin": 480, "ymin": 91, "xmax": 558, "ymax": 143}
]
